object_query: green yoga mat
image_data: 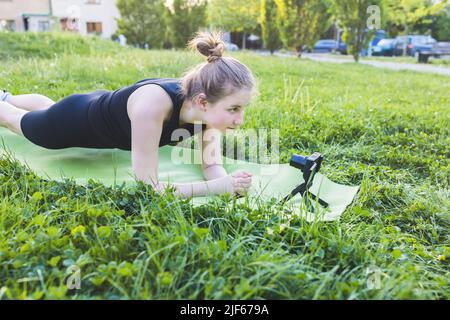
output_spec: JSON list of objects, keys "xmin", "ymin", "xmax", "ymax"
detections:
[{"xmin": 0, "ymin": 127, "xmax": 359, "ymax": 221}]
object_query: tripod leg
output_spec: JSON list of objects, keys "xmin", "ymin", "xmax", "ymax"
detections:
[
  {"xmin": 299, "ymin": 190, "xmax": 315, "ymax": 213},
  {"xmin": 280, "ymin": 183, "xmax": 306, "ymax": 203},
  {"xmin": 309, "ymin": 193, "xmax": 329, "ymax": 208}
]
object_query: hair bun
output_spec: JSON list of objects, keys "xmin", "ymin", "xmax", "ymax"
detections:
[
  {"xmin": 207, "ymin": 43, "xmax": 225, "ymax": 62},
  {"xmin": 188, "ymin": 31, "xmax": 225, "ymax": 63}
]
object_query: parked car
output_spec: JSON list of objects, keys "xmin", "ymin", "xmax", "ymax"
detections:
[
  {"xmin": 225, "ymin": 42, "xmax": 239, "ymax": 51},
  {"xmin": 312, "ymin": 40, "xmax": 337, "ymax": 53},
  {"xmin": 312, "ymin": 39, "xmax": 347, "ymax": 54},
  {"xmin": 393, "ymin": 35, "xmax": 437, "ymax": 57},
  {"xmin": 335, "ymin": 29, "xmax": 386, "ymax": 56},
  {"xmin": 370, "ymin": 38, "xmax": 395, "ymax": 56},
  {"xmin": 337, "ymin": 41, "xmax": 347, "ymax": 55},
  {"xmin": 370, "ymin": 30, "xmax": 388, "ymax": 47},
  {"xmin": 417, "ymin": 41, "xmax": 450, "ymax": 63}
]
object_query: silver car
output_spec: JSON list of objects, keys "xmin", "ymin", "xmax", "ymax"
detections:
[{"xmin": 225, "ymin": 42, "xmax": 239, "ymax": 51}]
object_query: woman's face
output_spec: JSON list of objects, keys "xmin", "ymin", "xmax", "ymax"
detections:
[{"xmin": 203, "ymin": 88, "xmax": 253, "ymax": 133}]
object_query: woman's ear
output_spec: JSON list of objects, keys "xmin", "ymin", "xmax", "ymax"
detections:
[{"xmin": 196, "ymin": 93, "xmax": 208, "ymax": 112}]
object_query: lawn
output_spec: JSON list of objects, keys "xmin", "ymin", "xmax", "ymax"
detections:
[{"xmin": 0, "ymin": 31, "xmax": 449, "ymax": 300}]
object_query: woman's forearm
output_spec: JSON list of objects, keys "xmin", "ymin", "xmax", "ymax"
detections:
[
  {"xmin": 157, "ymin": 177, "xmax": 232, "ymax": 198},
  {"xmin": 202, "ymin": 164, "xmax": 228, "ymax": 181}
]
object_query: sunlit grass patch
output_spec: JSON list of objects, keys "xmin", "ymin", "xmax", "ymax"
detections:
[{"xmin": 0, "ymin": 32, "xmax": 449, "ymax": 300}]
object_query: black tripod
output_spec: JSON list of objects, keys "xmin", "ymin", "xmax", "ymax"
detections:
[{"xmin": 278, "ymin": 152, "xmax": 329, "ymax": 212}]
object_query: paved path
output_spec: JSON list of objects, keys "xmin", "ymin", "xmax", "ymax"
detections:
[
  {"xmin": 258, "ymin": 51, "xmax": 450, "ymax": 76},
  {"xmin": 304, "ymin": 54, "xmax": 450, "ymax": 76}
]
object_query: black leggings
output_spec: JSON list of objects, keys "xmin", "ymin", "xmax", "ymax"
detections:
[{"xmin": 20, "ymin": 90, "xmax": 109, "ymax": 149}]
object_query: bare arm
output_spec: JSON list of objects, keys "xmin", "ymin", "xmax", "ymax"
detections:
[
  {"xmin": 198, "ymin": 126, "xmax": 253, "ymax": 196},
  {"xmin": 200, "ymin": 126, "xmax": 228, "ymax": 180},
  {"xmin": 128, "ymin": 85, "xmax": 236, "ymax": 198},
  {"xmin": 157, "ymin": 126, "xmax": 253, "ymax": 197},
  {"xmin": 157, "ymin": 179, "xmax": 233, "ymax": 198}
]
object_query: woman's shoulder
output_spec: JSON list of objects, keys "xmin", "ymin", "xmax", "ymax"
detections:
[
  {"xmin": 134, "ymin": 77, "xmax": 180, "ymax": 86},
  {"xmin": 127, "ymin": 83, "xmax": 173, "ymax": 122},
  {"xmin": 132, "ymin": 78, "xmax": 181, "ymax": 102}
]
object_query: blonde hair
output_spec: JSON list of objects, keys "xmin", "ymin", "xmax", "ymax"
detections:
[{"xmin": 181, "ymin": 30, "xmax": 258, "ymax": 104}]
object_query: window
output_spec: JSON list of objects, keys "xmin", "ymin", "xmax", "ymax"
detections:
[
  {"xmin": 38, "ymin": 20, "xmax": 50, "ymax": 31},
  {"xmin": 86, "ymin": 22, "xmax": 102, "ymax": 34},
  {"xmin": 0, "ymin": 20, "xmax": 15, "ymax": 31}
]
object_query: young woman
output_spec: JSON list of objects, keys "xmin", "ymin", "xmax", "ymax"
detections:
[{"xmin": 0, "ymin": 31, "xmax": 256, "ymax": 198}]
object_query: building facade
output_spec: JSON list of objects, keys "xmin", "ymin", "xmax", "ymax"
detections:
[
  {"xmin": 0, "ymin": 0, "xmax": 52, "ymax": 32},
  {"xmin": 51, "ymin": 0, "xmax": 120, "ymax": 39},
  {"xmin": 0, "ymin": 0, "xmax": 120, "ymax": 39}
]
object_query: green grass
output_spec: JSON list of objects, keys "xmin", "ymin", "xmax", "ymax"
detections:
[
  {"xmin": 0, "ymin": 31, "xmax": 122, "ymax": 60},
  {"xmin": 0, "ymin": 31, "xmax": 449, "ymax": 300}
]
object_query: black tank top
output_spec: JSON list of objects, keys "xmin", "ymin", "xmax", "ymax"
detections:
[{"xmin": 87, "ymin": 78, "xmax": 205, "ymax": 150}]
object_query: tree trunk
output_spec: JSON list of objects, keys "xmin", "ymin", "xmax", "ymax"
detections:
[
  {"xmin": 353, "ymin": 28, "xmax": 362, "ymax": 62},
  {"xmin": 242, "ymin": 31, "xmax": 246, "ymax": 50},
  {"xmin": 402, "ymin": 10, "xmax": 408, "ymax": 57},
  {"xmin": 402, "ymin": 23, "xmax": 409, "ymax": 56}
]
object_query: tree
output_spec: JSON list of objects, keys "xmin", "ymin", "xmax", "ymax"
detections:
[
  {"xmin": 384, "ymin": 0, "xmax": 447, "ymax": 55},
  {"xmin": 260, "ymin": 0, "xmax": 282, "ymax": 54},
  {"xmin": 210, "ymin": 0, "xmax": 260, "ymax": 49},
  {"xmin": 116, "ymin": 0, "xmax": 166, "ymax": 49},
  {"xmin": 332, "ymin": 0, "xmax": 382, "ymax": 62},
  {"xmin": 432, "ymin": 3, "xmax": 450, "ymax": 41},
  {"xmin": 274, "ymin": 0, "xmax": 331, "ymax": 57},
  {"xmin": 165, "ymin": 0, "xmax": 208, "ymax": 48}
]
